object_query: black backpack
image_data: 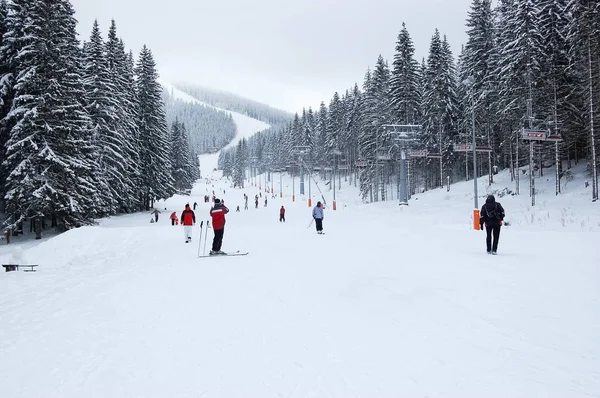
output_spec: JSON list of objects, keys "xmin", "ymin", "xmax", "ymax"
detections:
[{"xmin": 485, "ymin": 203, "xmax": 500, "ymax": 220}]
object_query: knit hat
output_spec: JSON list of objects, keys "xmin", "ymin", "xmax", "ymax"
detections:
[{"xmin": 214, "ymin": 198, "xmax": 221, "ymax": 204}]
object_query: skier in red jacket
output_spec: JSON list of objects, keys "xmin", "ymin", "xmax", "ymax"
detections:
[
  {"xmin": 209, "ymin": 198, "xmax": 229, "ymax": 255},
  {"xmin": 180, "ymin": 204, "xmax": 196, "ymax": 243}
]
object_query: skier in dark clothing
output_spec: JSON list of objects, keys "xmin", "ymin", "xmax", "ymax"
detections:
[
  {"xmin": 193, "ymin": 202, "xmax": 198, "ymax": 210},
  {"xmin": 279, "ymin": 206, "xmax": 285, "ymax": 222},
  {"xmin": 209, "ymin": 198, "xmax": 229, "ymax": 255},
  {"xmin": 479, "ymin": 194, "xmax": 505, "ymax": 255}
]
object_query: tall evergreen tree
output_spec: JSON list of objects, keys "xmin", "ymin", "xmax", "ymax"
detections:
[
  {"xmin": 390, "ymin": 23, "xmax": 421, "ymax": 124},
  {"xmin": 83, "ymin": 20, "xmax": 130, "ymax": 215},
  {"xmin": 566, "ymin": 0, "xmax": 600, "ymax": 200},
  {"xmin": 3, "ymin": 0, "xmax": 99, "ymax": 231},
  {"xmin": 170, "ymin": 119, "xmax": 195, "ymax": 192},
  {"xmin": 135, "ymin": 45, "xmax": 175, "ymax": 208}
]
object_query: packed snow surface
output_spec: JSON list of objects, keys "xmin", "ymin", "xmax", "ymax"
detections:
[{"xmin": 1, "ymin": 110, "xmax": 599, "ymax": 396}]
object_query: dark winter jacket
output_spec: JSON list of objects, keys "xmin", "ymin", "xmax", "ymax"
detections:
[
  {"xmin": 210, "ymin": 203, "xmax": 229, "ymax": 230},
  {"xmin": 480, "ymin": 195, "xmax": 505, "ymax": 229}
]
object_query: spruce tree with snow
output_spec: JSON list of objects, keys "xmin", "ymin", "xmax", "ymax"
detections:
[
  {"xmin": 494, "ymin": 0, "xmax": 544, "ymax": 128},
  {"xmin": 170, "ymin": 119, "xmax": 196, "ymax": 192},
  {"xmin": 83, "ymin": 20, "xmax": 131, "ymax": 215},
  {"xmin": 314, "ymin": 102, "xmax": 329, "ymax": 172},
  {"xmin": 566, "ymin": 0, "xmax": 600, "ymax": 201},
  {"xmin": 105, "ymin": 21, "xmax": 143, "ymax": 212},
  {"xmin": 390, "ymin": 23, "xmax": 422, "ymax": 125},
  {"xmin": 232, "ymin": 140, "xmax": 246, "ymax": 188},
  {"xmin": 422, "ymin": 30, "xmax": 459, "ymax": 188},
  {"xmin": 0, "ymin": 0, "xmax": 11, "ymax": 204},
  {"xmin": 3, "ymin": 0, "xmax": 99, "ymax": 231},
  {"xmin": 135, "ymin": 45, "xmax": 175, "ymax": 209}
]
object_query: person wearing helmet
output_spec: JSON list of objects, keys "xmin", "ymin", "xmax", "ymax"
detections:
[
  {"xmin": 312, "ymin": 201, "xmax": 324, "ymax": 234},
  {"xmin": 479, "ymin": 194, "xmax": 505, "ymax": 255}
]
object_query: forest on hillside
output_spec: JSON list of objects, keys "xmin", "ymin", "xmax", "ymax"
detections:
[
  {"xmin": 219, "ymin": 0, "xmax": 600, "ymax": 203},
  {"xmin": 174, "ymin": 83, "xmax": 292, "ymax": 130},
  {"xmin": 0, "ymin": 0, "xmax": 199, "ymax": 233},
  {"xmin": 163, "ymin": 89, "xmax": 237, "ymax": 154}
]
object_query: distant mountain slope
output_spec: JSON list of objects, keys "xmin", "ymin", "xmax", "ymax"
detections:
[
  {"xmin": 162, "ymin": 88, "xmax": 236, "ymax": 154},
  {"xmin": 173, "ymin": 82, "xmax": 292, "ymax": 130}
]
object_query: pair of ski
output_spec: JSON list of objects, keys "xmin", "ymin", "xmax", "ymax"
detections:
[{"xmin": 197, "ymin": 220, "xmax": 248, "ymax": 258}]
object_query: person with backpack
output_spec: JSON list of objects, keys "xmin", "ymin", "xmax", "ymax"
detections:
[
  {"xmin": 209, "ymin": 198, "xmax": 229, "ymax": 255},
  {"xmin": 479, "ymin": 194, "xmax": 505, "ymax": 255},
  {"xmin": 180, "ymin": 204, "xmax": 196, "ymax": 243},
  {"xmin": 312, "ymin": 201, "xmax": 324, "ymax": 234},
  {"xmin": 169, "ymin": 211, "xmax": 178, "ymax": 226},
  {"xmin": 279, "ymin": 206, "xmax": 286, "ymax": 222}
]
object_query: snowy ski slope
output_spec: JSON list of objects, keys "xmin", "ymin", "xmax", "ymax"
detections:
[{"xmin": 0, "ymin": 94, "xmax": 599, "ymax": 397}]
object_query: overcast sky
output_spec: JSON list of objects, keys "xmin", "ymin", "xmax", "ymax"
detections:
[{"xmin": 70, "ymin": 0, "xmax": 475, "ymax": 113}]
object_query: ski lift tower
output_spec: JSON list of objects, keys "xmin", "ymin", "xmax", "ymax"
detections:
[
  {"xmin": 382, "ymin": 124, "xmax": 420, "ymax": 206},
  {"xmin": 293, "ymin": 146, "xmax": 311, "ymax": 197}
]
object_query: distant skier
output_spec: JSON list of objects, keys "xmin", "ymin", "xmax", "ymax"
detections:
[
  {"xmin": 150, "ymin": 209, "xmax": 161, "ymax": 223},
  {"xmin": 244, "ymin": 198, "xmax": 249, "ymax": 210},
  {"xmin": 255, "ymin": 199, "xmax": 259, "ymax": 209},
  {"xmin": 264, "ymin": 198, "xmax": 268, "ymax": 207},
  {"xmin": 479, "ymin": 194, "xmax": 505, "ymax": 255},
  {"xmin": 209, "ymin": 198, "xmax": 229, "ymax": 255},
  {"xmin": 279, "ymin": 206, "xmax": 285, "ymax": 222},
  {"xmin": 236, "ymin": 205, "xmax": 240, "ymax": 212},
  {"xmin": 180, "ymin": 204, "xmax": 196, "ymax": 243},
  {"xmin": 312, "ymin": 201, "xmax": 324, "ymax": 234},
  {"xmin": 170, "ymin": 211, "xmax": 178, "ymax": 226},
  {"xmin": 193, "ymin": 202, "xmax": 198, "ymax": 210}
]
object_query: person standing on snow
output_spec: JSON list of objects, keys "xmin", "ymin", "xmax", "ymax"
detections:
[
  {"xmin": 209, "ymin": 198, "xmax": 229, "ymax": 255},
  {"xmin": 193, "ymin": 202, "xmax": 198, "ymax": 210},
  {"xmin": 180, "ymin": 204, "xmax": 196, "ymax": 243},
  {"xmin": 312, "ymin": 201, "xmax": 324, "ymax": 234},
  {"xmin": 150, "ymin": 209, "xmax": 161, "ymax": 223},
  {"xmin": 279, "ymin": 206, "xmax": 285, "ymax": 222},
  {"xmin": 170, "ymin": 211, "xmax": 178, "ymax": 226},
  {"xmin": 479, "ymin": 194, "xmax": 505, "ymax": 255}
]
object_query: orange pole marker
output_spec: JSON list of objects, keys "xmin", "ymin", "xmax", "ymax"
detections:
[
  {"xmin": 333, "ymin": 200, "xmax": 337, "ymax": 211},
  {"xmin": 473, "ymin": 209, "xmax": 480, "ymax": 230},
  {"xmin": 308, "ymin": 198, "xmax": 312, "ymax": 207}
]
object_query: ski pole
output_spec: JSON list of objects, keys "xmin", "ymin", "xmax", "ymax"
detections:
[
  {"xmin": 307, "ymin": 218, "xmax": 314, "ymax": 229},
  {"xmin": 197, "ymin": 221, "xmax": 203, "ymax": 258},
  {"xmin": 203, "ymin": 220, "xmax": 210, "ymax": 256}
]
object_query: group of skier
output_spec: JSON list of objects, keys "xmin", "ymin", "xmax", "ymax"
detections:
[{"xmin": 152, "ymin": 190, "xmax": 505, "ymax": 255}]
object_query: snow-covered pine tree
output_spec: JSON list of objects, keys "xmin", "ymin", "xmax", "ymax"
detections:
[
  {"xmin": 358, "ymin": 68, "xmax": 377, "ymax": 201},
  {"xmin": 566, "ymin": 0, "xmax": 600, "ymax": 201},
  {"xmin": 232, "ymin": 139, "xmax": 245, "ymax": 187},
  {"xmin": 169, "ymin": 119, "xmax": 196, "ymax": 192},
  {"xmin": 314, "ymin": 101, "xmax": 328, "ymax": 172},
  {"xmin": 3, "ymin": 0, "xmax": 99, "ymax": 231},
  {"xmin": 390, "ymin": 23, "xmax": 421, "ymax": 125},
  {"xmin": 135, "ymin": 45, "xmax": 175, "ymax": 209},
  {"xmin": 494, "ymin": 0, "xmax": 544, "ymax": 129},
  {"xmin": 82, "ymin": 20, "xmax": 131, "ymax": 215},
  {"xmin": 326, "ymin": 92, "xmax": 343, "ymax": 160},
  {"xmin": 462, "ymin": 0, "xmax": 497, "ymax": 181},
  {"xmin": 422, "ymin": 30, "xmax": 459, "ymax": 188},
  {"xmin": 0, "ymin": 0, "xmax": 10, "ymax": 206},
  {"xmin": 105, "ymin": 21, "xmax": 142, "ymax": 212}
]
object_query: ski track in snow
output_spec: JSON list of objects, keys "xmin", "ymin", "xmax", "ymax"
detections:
[{"xmin": 1, "ymin": 105, "xmax": 599, "ymax": 396}]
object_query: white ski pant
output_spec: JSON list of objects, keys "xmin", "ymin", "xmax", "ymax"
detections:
[{"xmin": 184, "ymin": 226, "xmax": 192, "ymax": 240}]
